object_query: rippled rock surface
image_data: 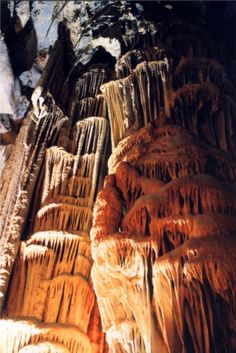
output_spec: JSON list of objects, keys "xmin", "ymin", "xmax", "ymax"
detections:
[{"xmin": 1, "ymin": 1, "xmax": 236, "ymax": 353}]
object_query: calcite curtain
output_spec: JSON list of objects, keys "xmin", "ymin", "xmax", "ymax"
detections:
[{"xmin": 0, "ymin": 1, "xmax": 236, "ymax": 353}]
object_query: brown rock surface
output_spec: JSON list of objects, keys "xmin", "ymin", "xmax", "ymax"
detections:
[
  {"xmin": 92, "ymin": 69, "xmax": 236, "ymax": 351},
  {"xmin": 92, "ymin": 123, "xmax": 236, "ymax": 353},
  {"xmin": 0, "ymin": 43, "xmax": 109, "ymax": 352}
]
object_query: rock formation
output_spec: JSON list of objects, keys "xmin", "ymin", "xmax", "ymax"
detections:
[
  {"xmin": 0, "ymin": 8, "xmax": 109, "ymax": 350},
  {"xmin": 92, "ymin": 123, "xmax": 236, "ymax": 353},
  {"xmin": 0, "ymin": 1, "xmax": 236, "ymax": 353}
]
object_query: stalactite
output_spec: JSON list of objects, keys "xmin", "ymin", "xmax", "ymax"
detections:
[
  {"xmin": 1, "ymin": 59, "xmax": 110, "ymax": 353},
  {"xmin": 170, "ymin": 83, "xmax": 236, "ymax": 156},
  {"xmin": 41, "ymin": 147, "xmax": 94, "ymax": 206},
  {"xmin": 2, "ymin": 2, "xmax": 236, "ymax": 353},
  {"xmin": 5, "ymin": 231, "xmax": 92, "ymax": 321},
  {"xmin": 0, "ymin": 95, "xmax": 67, "ymax": 308},
  {"xmin": 153, "ymin": 235, "xmax": 236, "ymax": 353},
  {"xmin": 91, "ymin": 235, "xmax": 167, "ymax": 353},
  {"xmin": 0, "ymin": 319, "xmax": 92, "ymax": 353},
  {"xmin": 69, "ymin": 95, "xmax": 107, "ymax": 123},
  {"xmin": 101, "ymin": 60, "xmax": 170, "ymax": 148},
  {"xmin": 34, "ymin": 204, "xmax": 93, "ymax": 232},
  {"xmin": 115, "ymin": 47, "xmax": 169, "ymax": 79},
  {"xmin": 108, "ymin": 124, "xmax": 236, "ymax": 185},
  {"xmin": 174, "ymin": 57, "xmax": 236, "ymax": 100},
  {"xmin": 72, "ymin": 69, "xmax": 107, "ymax": 102},
  {"xmin": 92, "ymin": 75, "xmax": 236, "ymax": 353},
  {"xmin": 91, "ymin": 175, "xmax": 123, "ymax": 242},
  {"xmin": 115, "ymin": 162, "xmax": 164, "ymax": 209},
  {"xmin": 18, "ymin": 342, "xmax": 71, "ymax": 353}
]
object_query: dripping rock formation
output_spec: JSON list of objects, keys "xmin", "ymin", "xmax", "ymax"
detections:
[{"xmin": 1, "ymin": 1, "xmax": 236, "ymax": 353}]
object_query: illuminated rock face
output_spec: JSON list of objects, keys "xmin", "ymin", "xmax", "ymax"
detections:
[
  {"xmin": 91, "ymin": 123, "xmax": 236, "ymax": 353},
  {"xmin": 1, "ymin": 2, "xmax": 236, "ymax": 353},
  {"xmin": 1, "ymin": 93, "xmax": 109, "ymax": 352},
  {"xmin": 90, "ymin": 10, "xmax": 236, "ymax": 353},
  {"xmin": 0, "ymin": 25, "xmax": 109, "ymax": 351}
]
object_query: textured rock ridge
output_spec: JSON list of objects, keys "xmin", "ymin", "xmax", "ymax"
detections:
[
  {"xmin": 92, "ymin": 124, "xmax": 236, "ymax": 353},
  {"xmin": 0, "ymin": 15, "xmax": 110, "ymax": 352},
  {"xmin": 1, "ymin": 92, "xmax": 109, "ymax": 352},
  {"xmin": 89, "ymin": 3, "xmax": 236, "ymax": 353}
]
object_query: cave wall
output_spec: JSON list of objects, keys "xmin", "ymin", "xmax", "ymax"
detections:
[{"xmin": 0, "ymin": 1, "xmax": 236, "ymax": 353}]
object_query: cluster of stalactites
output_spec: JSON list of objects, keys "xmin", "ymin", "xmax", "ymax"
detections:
[
  {"xmin": 101, "ymin": 60, "xmax": 170, "ymax": 148},
  {"xmin": 30, "ymin": 115, "xmax": 109, "ymax": 235},
  {"xmin": 2, "ymin": 4, "xmax": 236, "ymax": 353},
  {"xmin": 1, "ymin": 87, "xmax": 110, "ymax": 352},
  {"xmin": 102, "ymin": 43, "xmax": 236, "ymax": 155},
  {"xmin": 91, "ymin": 121, "xmax": 236, "ymax": 353},
  {"xmin": 0, "ymin": 318, "xmax": 93, "ymax": 353},
  {"xmin": 115, "ymin": 47, "xmax": 170, "ymax": 79},
  {"xmin": 0, "ymin": 95, "xmax": 68, "ymax": 309},
  {"xmin": 5, "ymin": 231, "xmax": 94, "ymax": 332},
  {"xmin": 68, "ymin": 69, "xmax": 109, "ymax": 123}
]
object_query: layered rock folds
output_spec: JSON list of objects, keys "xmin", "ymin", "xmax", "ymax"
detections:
[
  {"xmin": 1, "ymin": 2, "xmax": 236, "ymax": 353},
  {"xmin": 1, "ymin": 91, "xmax": 109, "ymax": 352},
  {"xmin": 91, "ymin": 30, "xmax": 236, "ymax": 352}
]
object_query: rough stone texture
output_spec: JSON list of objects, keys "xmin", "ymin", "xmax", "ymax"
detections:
[
  {"xmin": 92, "ymin": 124, "xmax": 236, "ymax": 353},
  {"xmin": 0, "ymin": 9, "xmax": 110, "ymax": 351},
  {"xmin": 0, "ymin": 1, "xmax": 236, "ymax": 353}
]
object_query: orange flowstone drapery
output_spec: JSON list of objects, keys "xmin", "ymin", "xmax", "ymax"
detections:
[{"xmin": 0, "ymin": 2, "xmax": 236, "ymax": 353}]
